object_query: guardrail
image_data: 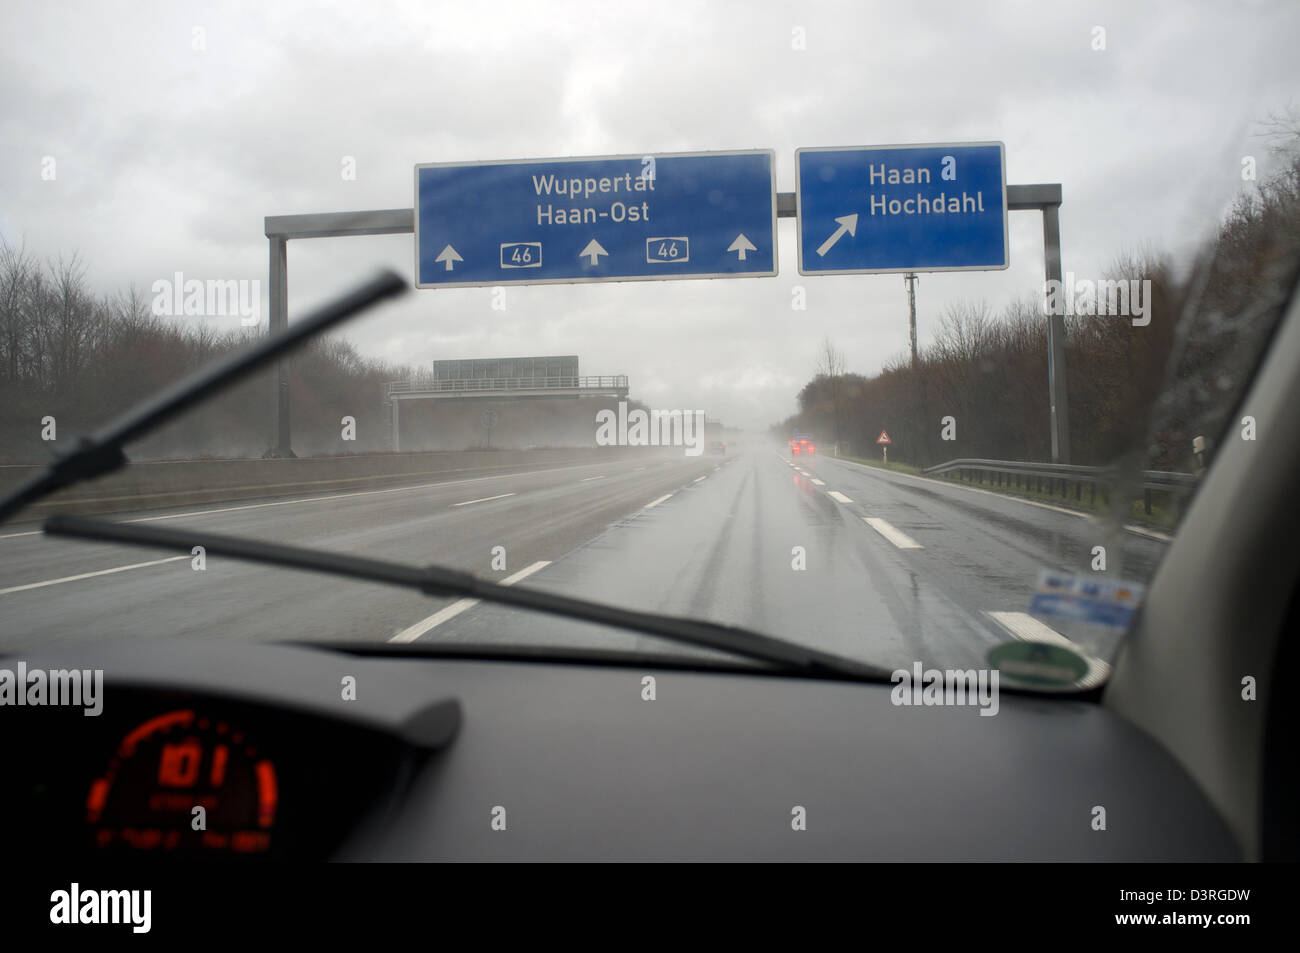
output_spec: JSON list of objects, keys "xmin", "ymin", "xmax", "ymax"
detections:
[
  {"xmin": 385, "ymin": 375, "xmax": 628, "ymax": 396},
  {"xmin": 922, "ymin": 457, "xmax": 1198, "ymax": 514}
]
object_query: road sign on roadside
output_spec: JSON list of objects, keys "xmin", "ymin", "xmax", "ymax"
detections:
[
  {"xmin": 416, "ymin": 151, "xmax": 777, "ymax": 288},
  {"xmin": 877, "ymin": 429, "xmax": 892, "ymax": 463},
  {"xmin": 796, "ymin": 142, "xmax": 1008, "ymax": 275}
]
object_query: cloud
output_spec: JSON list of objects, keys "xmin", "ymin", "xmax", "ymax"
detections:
[{"xmin": 2, "ymin": 0, "xmax": 1297, "ymax": 430}]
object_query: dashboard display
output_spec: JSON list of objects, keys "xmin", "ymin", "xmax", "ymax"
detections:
[
  {"xmin": 86, "ymin": 708, "xmax": 278, "ymax": 854},
  {"xmin": 2, "ymin": 673, "xmax": 438, "ymax": 862}
]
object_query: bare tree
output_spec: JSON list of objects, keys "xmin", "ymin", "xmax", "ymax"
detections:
[
  {"xmin": 815, "ymin": 334, "xmax": 847, "ymax": 447},
  {"xmin": 0, "ymin": 237, "xmax": 33, "ymax": 382},
  {"xmin": 35, "ymin": 252, "xmax": 101, "ymax": 394}
]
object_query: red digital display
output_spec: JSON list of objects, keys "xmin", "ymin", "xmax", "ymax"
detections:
[{"xmin": 87, "ymin": 709, "xmax": 278, "ymax": 853}]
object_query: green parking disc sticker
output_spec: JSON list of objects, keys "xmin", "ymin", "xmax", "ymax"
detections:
[{"xmin": 988, "ymin": 641, "xmax": 1089, "ymax": 687}]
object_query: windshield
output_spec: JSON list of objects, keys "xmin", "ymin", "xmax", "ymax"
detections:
[{"xmin": 2, "ymin": 1, "xmax": 1298, "ymax": 690}]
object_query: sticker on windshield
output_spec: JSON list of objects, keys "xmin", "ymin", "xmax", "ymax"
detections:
[
  {"xmin": 987, "ymin": 641, "xmax": 1089, "ymax": 688},
  {"xmin": 1028, "ymin": 569, "xmax": 1145, "ymax": 630}
]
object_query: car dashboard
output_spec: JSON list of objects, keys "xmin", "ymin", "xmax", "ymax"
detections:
[{"xmin": 3, "ymin": 638, "xmax": 1241, "ymax": 861}]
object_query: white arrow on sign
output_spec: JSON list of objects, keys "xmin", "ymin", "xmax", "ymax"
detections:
[
  {"xmin": 815, "ymin": 213, "xmax": 859, "ymax": 257},
  {"xmin": 727, "ymin": 233, "xmax": 757, "ymax": 261},
  {"xmin": 579, "ymin": 239, "xmax": 609, "ymax": 266},
  {"xmin": 435, "ymin": 245, "xmax": 463, "ymax": 271}
]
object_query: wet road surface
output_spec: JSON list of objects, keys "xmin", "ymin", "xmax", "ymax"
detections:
[{"xmin": 0, "ymin": 445, "xmax": 1167, "ymax": 671}]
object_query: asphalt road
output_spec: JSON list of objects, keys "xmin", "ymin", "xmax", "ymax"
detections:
[{"xmin": 0, "ymin": 445, "xmax": 1168, "ymax": 674}]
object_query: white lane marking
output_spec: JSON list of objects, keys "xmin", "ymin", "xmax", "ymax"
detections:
[
  {"xmin": 452, "ymin": 493, "xmax": 515, "ymax": 507},
  {"xmin": 811, "ymin": 478, "xmax": 826, "ymax": 486},
  {"xmin": 986, "ymin": 610, "xmax": 1069, "ymax": 643},
  {"xmin": 986, "ymin": 611, "xmax": 1110, "ymax": 690},
  {"xmin": 0, "ymin": 530, "xmax": 40, "ymax": 540},
  {"xmin": 633, "ymin": 466, "xmax": 646, "ymax": 471},
  {"xmin": 0, "ymin": 556, "xmax": 188, "ymax": 597},
  {"xmin": 693, "ymin": 475, "xmax": 707, "ymax": 483},
  {"xmin": 580, "ymin": 475, "xmax": 606, "ymax": 482},
  {"xmin": 1123, "ymin": 524, "xmax": 1174, "ymax": 542},
  {"xmin": 863, "ymin": 517, "xmax": 923, "ymax": 549},
  {"xmin": 827, "ymin": 491, "xmax": 854, "ymax": 504},
  {"xmin": 389, "ymin": 560, "xmax": 551, "ymax": 643},
  {"xmin": 645, "ymin": 493, "xmax": 673, "ymax": 508},
  {"xmin": 798, "ymin": 469, "xmax": 810, "ymax": 476}
]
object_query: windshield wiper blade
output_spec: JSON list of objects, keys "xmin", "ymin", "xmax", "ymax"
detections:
[
  {"xmin": 44, "ymin": 515, "xmax": 888, "ymax": 681},
  {"xmin": 0, "ymin": 270, "xmax": 407, "ymax": 524}
]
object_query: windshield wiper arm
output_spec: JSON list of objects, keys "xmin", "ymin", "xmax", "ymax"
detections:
[
  {"xmin": 44, "ymin": 515, "xmax": 888, "ymax": 681},
  {"xmin": 0, "ymin": 270, "xmax": 407, "ymax": 524}
]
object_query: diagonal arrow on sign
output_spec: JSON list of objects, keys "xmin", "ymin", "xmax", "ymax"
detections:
[
  {"xmin": 816, "ymin": 214, "xmax": 858, "ymax": 257},
  {"xmin": 435, "ymin": 245, "xmax": 463, "ymax": 271},
  {"xmin": 727, "ymin": 233, "xmax": 757, "ymax": 260}
]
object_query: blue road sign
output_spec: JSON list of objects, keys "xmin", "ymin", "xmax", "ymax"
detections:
[
  {"xmin": 415, "ymin": 151, "xmax": 776, "ymax": 288},
  {"xmin": 796, "ymin": 142, "xmax": 1007, "ymax": 275}
]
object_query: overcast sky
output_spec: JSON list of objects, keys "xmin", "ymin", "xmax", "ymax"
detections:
[{"xmin": 3, "ymin": 0, "xmax": 1298, "ymax": 431}]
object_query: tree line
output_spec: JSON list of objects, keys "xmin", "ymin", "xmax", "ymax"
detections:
[{"xmin": 0, "ymin": 247, "xmax": 410, "ymax": 462}]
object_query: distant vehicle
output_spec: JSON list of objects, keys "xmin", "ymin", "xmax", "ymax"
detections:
[
  {"xmin": 792, "ymin": 436, "xmax": 815, "ymax": 456},
  {"xmin": 707, "ymin": 440, "xmax": 726, "ymax": 455}
]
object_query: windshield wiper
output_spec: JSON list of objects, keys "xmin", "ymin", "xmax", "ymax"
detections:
[
  {"xmin": 0, "ymin": 270, "xmax": 408, "ymax": 524},
  {"xmin": 43, "ymin": 514, "xmax": 886, "ymax": 680}
]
